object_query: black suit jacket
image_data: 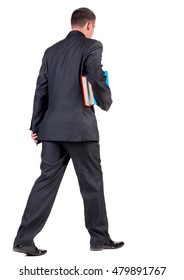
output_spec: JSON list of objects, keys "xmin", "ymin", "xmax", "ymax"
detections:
[{"xmin": 30, "ymin": 31, "xmax": 112, "ymax": 142}]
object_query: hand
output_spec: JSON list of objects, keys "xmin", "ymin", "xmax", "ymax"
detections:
[{"xmin": 31, "ymin": 131, "xmax": 38, "ymax": 145}]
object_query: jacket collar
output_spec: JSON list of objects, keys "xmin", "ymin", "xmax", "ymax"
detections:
[{"xmin": 66, "ymin": 30, "xmax": 86, "ymax": 38}]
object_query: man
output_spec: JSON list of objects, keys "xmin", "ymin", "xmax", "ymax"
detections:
[{"xmin": 13, "ymin": 7, "xmax": 124, "ymax": 256}]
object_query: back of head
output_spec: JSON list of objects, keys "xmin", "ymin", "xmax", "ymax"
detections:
[{"xmin": 71, "ymin": 7, "xmax": 96, "ymax": 28}]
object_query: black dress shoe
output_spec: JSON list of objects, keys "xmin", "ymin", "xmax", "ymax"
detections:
[
  {"xmin": 90, "ymin": 239, "xmax": 124, "ymax": 251},
  {"xmin": 13, "ymin": 244, "xmax": 47, "ymax": 256}
]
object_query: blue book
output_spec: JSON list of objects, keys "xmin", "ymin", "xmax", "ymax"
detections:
[{"xmin": 104, "ymin": 70, "xmax": 109, "ymax": 85}]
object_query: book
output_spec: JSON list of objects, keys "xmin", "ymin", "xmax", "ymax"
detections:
[
  {"xmin": 80, "ymin": 75, "xmax": 97, "ymax": 106},
  {"xmin": 104, "ymin": 70, "xmax": 109, "ymax": 86},
  {"xmin": 80, "ymin": 71, "xmax": 109, "ymax": 107}
]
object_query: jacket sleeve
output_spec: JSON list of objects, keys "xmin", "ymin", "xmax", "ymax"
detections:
[
  {"xmin": 30, "ymin": 51, "xmax": 48, "ymax": 132},
  {"xmin": 85, "ymin": 40, "xmax": 112, "ymax": 111}
]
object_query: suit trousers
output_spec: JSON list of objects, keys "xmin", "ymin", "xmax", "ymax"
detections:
[{"xmin": 14, "ymin": 141, "xmax": 110, "ymax": 246}]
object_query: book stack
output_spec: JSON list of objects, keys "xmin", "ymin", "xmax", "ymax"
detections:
[{"xmin": 81, "ymin": 71, "xmax": 109, "ymax": 107}]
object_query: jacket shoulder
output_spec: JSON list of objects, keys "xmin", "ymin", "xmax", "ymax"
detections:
[
  {"xmin": 44, "ymin": 39, "xmax": 64, "ymax": 54},
  {"xmin": 84, "ymin": 38, "xmax": 103, "ymax": 48}
]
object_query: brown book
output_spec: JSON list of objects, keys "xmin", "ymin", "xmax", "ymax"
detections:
[{"xmin": 80, "ymin": 75, "xmax": 97, "ymax": 106}]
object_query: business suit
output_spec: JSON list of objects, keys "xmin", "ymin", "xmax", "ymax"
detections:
[{"xmin": 14, "ymin": 31, "xmax": 112, "ymax": 248}]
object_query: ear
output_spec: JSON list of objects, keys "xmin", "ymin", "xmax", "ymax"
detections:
[{"xmin": 86, "ymin": 21, "xmax": 91, "ymax": 30}]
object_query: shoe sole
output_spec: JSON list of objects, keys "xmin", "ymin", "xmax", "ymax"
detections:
[
  {"xmin": 13, "ymin": 248, "xmax": 47, "ymax": 256},
  {"xmin": 26, "ymin": 251, "xmax": 47, "ymax": 256},
  {"xmin": 90, "ymin": 243, "xmax": 124, "ymax": 251}
]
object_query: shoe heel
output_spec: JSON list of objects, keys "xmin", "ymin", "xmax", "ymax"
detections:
[{"xmin": 90, "ymin": 246, "xmax": 103, "ymax": 251}]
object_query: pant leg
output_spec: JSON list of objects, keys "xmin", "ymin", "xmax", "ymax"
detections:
[
  {"xmin": 63, "ymin": 141, "xmax": 110, "ymax": 245},
  {"xmin": 14, "ymin": 141, "xmax": 70, "ymax": 246}
]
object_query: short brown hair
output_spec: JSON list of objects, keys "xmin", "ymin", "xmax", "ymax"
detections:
[{"xmin": 71, "ymin": 7, "xmax": 96, "ymax": 27}]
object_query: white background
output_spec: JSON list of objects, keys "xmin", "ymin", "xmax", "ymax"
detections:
[{"xmin": 0, "ymin": 0, "xmax": 184, "ymax": 279}]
